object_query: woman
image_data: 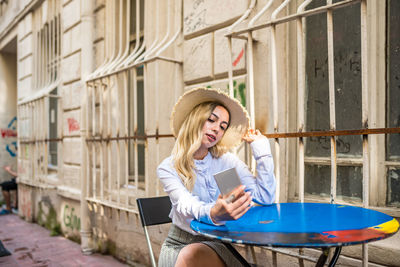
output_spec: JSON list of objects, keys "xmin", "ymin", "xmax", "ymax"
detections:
[{"xmin": 157, "ymin": 87, "xmax": 276, "ymax": 267}]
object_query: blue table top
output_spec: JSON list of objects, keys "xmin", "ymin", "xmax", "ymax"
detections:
[{"xmin": 190, "ymin": 203, "xmax": 399, "ymax": 248}]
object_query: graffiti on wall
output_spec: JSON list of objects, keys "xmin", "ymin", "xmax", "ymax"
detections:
[
  {"xmin": 67, "ymin": 118, "xmax": 80, "ymax": 133},
  {"xmin": 206, "ymin": 80, "xmax": 246, "ymax": 108},
  {"xmin": 2, "ymin": 116, "xmax": 18, "ymax": 157},
  {"xmin": 232, "ymin": 48, "xmax": 244, "ymax": 67},
  {"xmin": 63, "ymin": 204, "xmax": 81, "ymax": 232},
  {"xmin": 184, "ymin": 0, "xmax": 207, "ymax": 33},
  {"xmin": 6, "ymin": 142, "xmax": 17, "ymax": 157}
]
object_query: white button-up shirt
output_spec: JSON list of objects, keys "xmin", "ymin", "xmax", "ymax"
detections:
[{"xmin": 157, "ymin": 138, "xmax": 276, "ymax": 234}]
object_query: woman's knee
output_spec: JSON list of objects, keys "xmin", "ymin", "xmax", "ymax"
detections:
[{"xmin": 176, "ymin": 243, "xmax": 225, "ymax": 267}]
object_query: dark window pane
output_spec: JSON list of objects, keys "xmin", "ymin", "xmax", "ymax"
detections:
[
  {"xmin": 49, "ymin": 88, "xmax": 58, "ymax": 166},
  {"xmin": 387, "ymin": 168, "xmax": 400, "ymax": 207},
  {"xmin": 130, "ymin": 0, "xmax": 145, "ymax": 34},
  {"xmin": 305, "ymin": 164, "xmax": 362, "ymax": 201},
  {"xmin": 128, "ymin": 66, "xmax": 145, "ymax": 185},
  {"xmin": 305, "ymin": 1, "xmax": 362, "ymax": 157},
  {"xmin": 305, "ymin": 164, "xmax": 330, "ymax": 198},
  {"xmin": 137, "ymin": 76, "xmax": 145, "ymax": 135},
  {"xmin": 387, "ymin": 0, "xmax": 400, "ymax": 160}
]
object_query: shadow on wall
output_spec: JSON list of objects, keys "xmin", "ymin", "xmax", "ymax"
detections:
[{"xmin": 37, "ymin": 196, "xmax": 62, "ymax": 236}]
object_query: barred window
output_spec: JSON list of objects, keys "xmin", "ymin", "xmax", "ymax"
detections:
[
  {"xmin": 304, "ymin": 1, "xmax": 363, "ymax": 202},
  {"xmin": 86, "ymin": 0, "xmax": 182, "ymax": 210},
  {"xmin": 386, "ymin": 0, "xmax": 400, "ymax": 207},
  {"xmin": 18, "ymin": 0, "xmax": 61, "ymax": 183}
]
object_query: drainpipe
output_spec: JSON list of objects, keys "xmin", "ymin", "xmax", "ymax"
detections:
[{"xmin": 80, "ymin": 0, "xmax": 94, "ymax": 254}]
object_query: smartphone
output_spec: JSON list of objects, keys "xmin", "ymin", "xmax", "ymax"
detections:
[{"xmin": 213, "ymin": 167, "xmax": 242, "ymax": 197}]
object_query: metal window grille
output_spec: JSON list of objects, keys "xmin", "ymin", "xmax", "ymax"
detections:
[
  {"xmin": 17, "ymin": 0, "xmax": 61, "ymax": 185},
  {"xmin": 85, "ymin": 0, "xmax": 182, "ymax": 213},
  {"xmin": 226, "ymin": 0, "xmax": 400, "ymax": 266}
]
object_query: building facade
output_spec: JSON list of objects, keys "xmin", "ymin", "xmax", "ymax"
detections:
[{"xmin": 0, "ymin": 0, "xmax": 399, "ymax": 266}]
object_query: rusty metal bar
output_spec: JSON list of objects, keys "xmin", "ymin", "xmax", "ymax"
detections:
[
  {"xmin": 360, "ymin": 0, "xmax": 369, "ymax": 265},
  {"xmin": 327, "ymin": 0, "xmax": 337, "ymax": 204},
  {"xmin": 144, "ymin": 63, "xmax": 149, "ymax": 195},
  {"xmin": 271, "ymin": 0, "xmax": 292, "ymax": 203},
  {"xmin": 133, "ymin": 68, "xmax": 139, "ymax": 191},
  {"xmin": 107, "ymin": 76, "xmax": 112, "ymax": 202},
  {"xmin": 263, "ymin": 128, "xmax": 400, "ymax": 138},
  {"xmin": 100, "ymin": 82, "xmax": 105, "ymax": 201},
  {"xmin": 20, "ymin": 138, "xmax": 63, "ymax": 144},
  {"xmin": 155, "ymin": 62, "xmax": 160, "ymax": 195},
  {"xmin": 41, "ymin": 98, "xmax": 46, "ymax": 178},
  {"xmin": 117, "ymin": 89, "xmax": 121, "ymax": 206},
  {"xmin": 297, "ymin": 0, "xmax": 312, "ymax": 204},
  {"xmin": 86, "ymin": 84, "xmax": 91, "ymax": 198},
  {"xmin": 83, "ymin": 127, "xmax": 400, "ymax": 142},
  {"xmin": 92, "ymin": 85, "xmax": 97, "ymax": 199},
  {"xmin": 124, "ymin": 71, "xmax": 129, "ymax": 206}
]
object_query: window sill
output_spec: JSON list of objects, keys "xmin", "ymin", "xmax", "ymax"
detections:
[
  {"xmin": 18, "ymin": 178, "xmax": 57, "ymax": 190},
  {"xmin": 57, "ymin": 185, "xmax": 81, "ymax": 201}
]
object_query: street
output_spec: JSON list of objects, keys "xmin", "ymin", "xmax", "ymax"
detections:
[{"xmin": 0, "ymin": 214, "xmax": 131, "ymax": 267}]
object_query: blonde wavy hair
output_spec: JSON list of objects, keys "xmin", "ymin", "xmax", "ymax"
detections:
[{"xmin": 172, "ymin": 102, "xmax": 230, "ymax": 191}]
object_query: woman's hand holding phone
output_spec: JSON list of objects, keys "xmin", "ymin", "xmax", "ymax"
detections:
[{"xmin": 210, "ymin": 185, "xmax": 252, "ymax": 224}]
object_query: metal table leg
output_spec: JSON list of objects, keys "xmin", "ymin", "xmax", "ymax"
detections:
[
  {"xmin": 316, "ymin": 247, "xmax": 342, "ymax": 267},
  {"xmin": 223, "ymin": 243, "xmax": 252, "ymax": 267},
  {"xmin": 328, "ymin": 247, "xmax": 342, "ymax": 267}
]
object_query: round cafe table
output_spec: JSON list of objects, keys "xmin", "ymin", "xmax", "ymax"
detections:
[{"xmin": 190, "ymin": 203, "xmax": 399, "ymax": 266}]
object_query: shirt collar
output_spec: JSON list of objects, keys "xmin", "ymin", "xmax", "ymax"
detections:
[{"xmin": 194, "ymin": 152, "xmax": 212, "ymax": 172}]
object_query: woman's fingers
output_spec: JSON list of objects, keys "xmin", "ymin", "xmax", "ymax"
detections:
[
  {"xmin": 222, "ymin": 191, "xmax": 251, "ymax": 219},
  {"xmin": 212, "ymin": 186, "xmax": 252, "ymax": 222},
  {"xmin": 224, "ymin": 185, "xmax": 245, "ymax": 203},
  {"xmin": 230, "ymin": 192, "xmax": 252, "ymax": 219},
  {"xmin": 242, "ymin": 128, "xmax": 265, "ymax": 143},
  {"xmin": 232, "ymin": 204, "xmax": 251, "ymax": 220}
]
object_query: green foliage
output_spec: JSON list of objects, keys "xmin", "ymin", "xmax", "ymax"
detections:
[
  {"xmin": 37, "ymin": 201, "xmax": 62, "ymax": 236},
  {"xmin": 227, "ymin": 80, "xmax": 246, "ymax": 107}
]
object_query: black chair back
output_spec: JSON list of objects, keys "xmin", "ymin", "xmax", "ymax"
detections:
[{"xmin": 137, "ymin": 196, "xmax": 172, "ymax": 226}]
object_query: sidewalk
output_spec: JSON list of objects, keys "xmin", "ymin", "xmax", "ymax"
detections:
[{"xmin": 0, "ymin": 214, "xmax": 131, "ymax": 267}]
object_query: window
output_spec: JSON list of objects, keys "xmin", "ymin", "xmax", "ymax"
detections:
[
  {"xmin": 386, "ymin": 0, "xmax": 400, "ymax": 207},
  {"xmin": 48, "ymin": 88, "xmax": 58, "ymax": 168},
  {"xmin": 304, "ymin": 1, "xmax": 363, "ymax": 202},
  {"xmin": 128, "ymin": 66, "xmax": 145, "ymax": 189},
  {"xmin": 85, "ymin": 0, "xmax": 182, "ymax": 209},
  {"xmin": 17, "ymin": 0, "xmax": 61, "ymax": 183}
]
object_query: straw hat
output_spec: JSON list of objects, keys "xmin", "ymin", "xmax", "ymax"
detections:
[{"xmin": 171, "ymin": 87, "xmax": 250, "ymax": 149}]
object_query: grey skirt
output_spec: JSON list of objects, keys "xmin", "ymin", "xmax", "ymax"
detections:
[{"xmin": 158, "ymin": 224, "xmax": 244, "ymax": 267}]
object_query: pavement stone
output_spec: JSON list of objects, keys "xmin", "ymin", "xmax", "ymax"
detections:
[{"xmin": 0, "ymin": 214, "xmax": 130, "ymax": 267}]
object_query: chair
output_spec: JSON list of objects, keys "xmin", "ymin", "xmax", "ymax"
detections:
[
  {"xmin": 137, "ymin": 196, "xmax": 252, "ymax": 267},
  {"xmin": 137, "ymin": 196, "xmax": 172, "ymax": 267}
]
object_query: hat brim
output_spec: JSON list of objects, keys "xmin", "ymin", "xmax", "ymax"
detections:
[{"xmin": 171, "ymin": 87, "xmax": 249, "ymax": 149}]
